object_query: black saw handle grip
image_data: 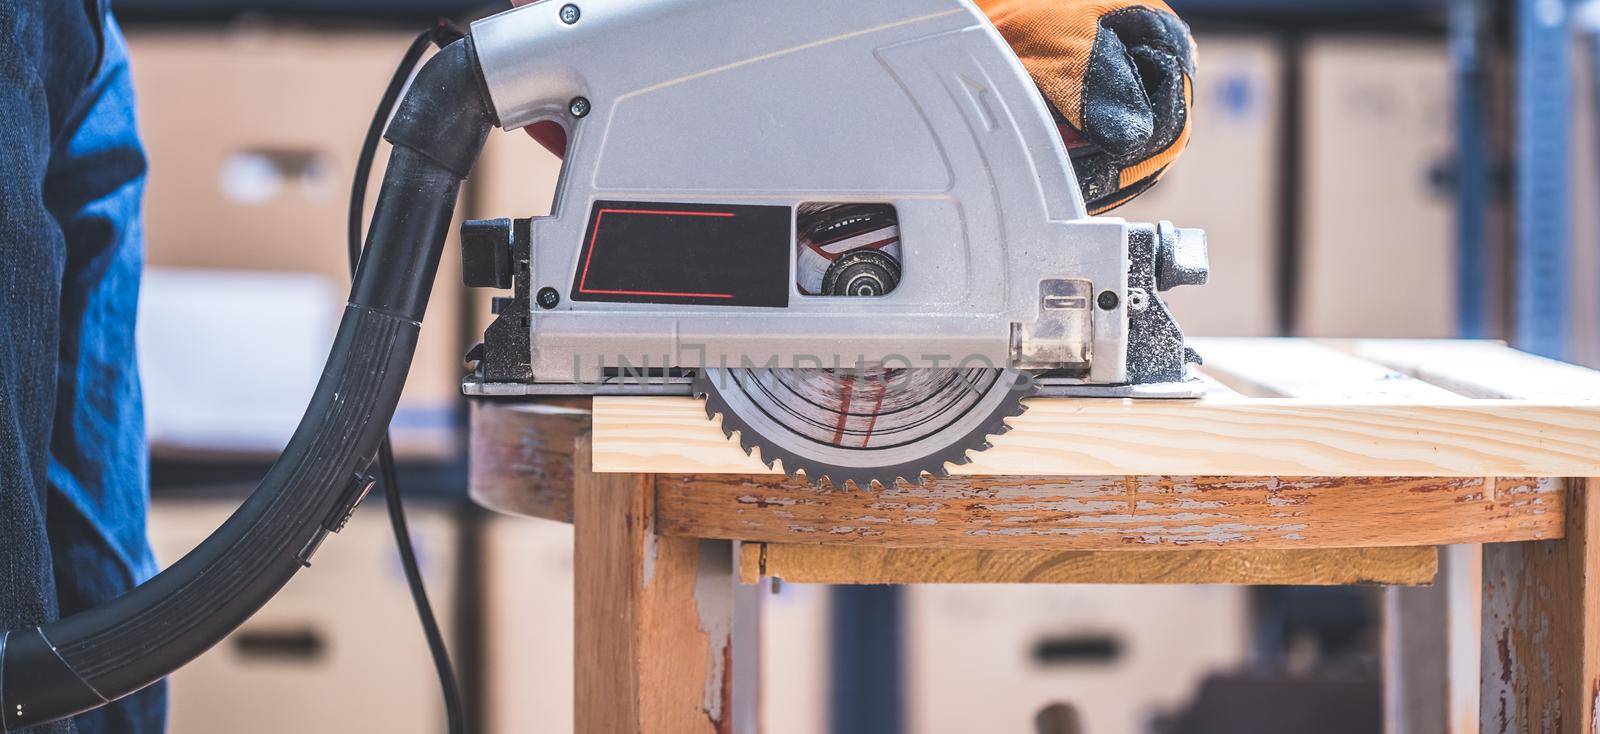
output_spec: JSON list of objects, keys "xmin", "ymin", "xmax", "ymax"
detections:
[{"xmin": 0, "ymin": 38, "xmax": 492, "ymax": 731}]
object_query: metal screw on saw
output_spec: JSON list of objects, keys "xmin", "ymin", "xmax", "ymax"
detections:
[
  {"xmin": 1127, "ymin": 287, "xmax": 1150, "ymax": 312},
  {"xmin": 569, "ymin": 97, "xmax": 591, "ymax": 118},
  {"xmin": 1096, "ymin": 290, "xmax": 1119, "ymax": 311},
  {"xmin": 537, "ymin": 287, "xmax": 561, "ymax": 309},
  {"xmin": 559, "ymin": 4, "xmax": 580, "ymax": 24}
]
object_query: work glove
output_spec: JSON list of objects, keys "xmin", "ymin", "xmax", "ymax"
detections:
[{"xmin": 977, "ymin": 0, "xmax": 1196, "ymax": 214}]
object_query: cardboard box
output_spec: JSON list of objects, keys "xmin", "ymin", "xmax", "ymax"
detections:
[
  {"xmin": 149, "ymin": 497, "xmax": 460, "ymax": 734},
  {"xmin": 761, "ymin": 581, "xmax": 832, "ymax": 734},
  {"xmin": 127, "ymin": 28, "xmax": 468, "ymax": 458},
  {"xmin": 137, "ymin": 268, "xmax": 338, "ymax": 453},
  {"xmin": 481, "ymin": 517, "xmax": 575, "ymax": 734},
  {"xmin": 1116, "ymin": 34, "xmax": 1284, "ymax": 337},
  {"xmin": 904, "ymin": 584, "xmax": 1249, "ymax": 734},
  {"xmin": 1295, "ymin": 37, "xmax": 1456, "ymax": 337}
]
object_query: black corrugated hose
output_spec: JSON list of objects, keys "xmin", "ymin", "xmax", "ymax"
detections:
[{"xmin": 347, "ymin": 20, "xmax": 470, "ymax": 734}]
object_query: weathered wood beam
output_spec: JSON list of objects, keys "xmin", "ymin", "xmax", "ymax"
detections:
[
  {"xmin": 656, "ymin": 474, "xmax": 1564, "ymax": 550},
  {"xmin": 1481, "ymin": 478, "xmax": 1600, "ymax": 734}
]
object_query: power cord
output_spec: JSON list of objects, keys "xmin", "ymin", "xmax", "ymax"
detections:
[{"xmin": 348, "ymin": 21, "xmax": 470, "ymax": 734}]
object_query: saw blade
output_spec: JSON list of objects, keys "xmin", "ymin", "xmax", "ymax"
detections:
[{"xmin": 692, "ymin": 366, "xmax": 1033, "ymax": 489}]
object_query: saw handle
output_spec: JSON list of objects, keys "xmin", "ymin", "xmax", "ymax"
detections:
[{"xmin": 0, "ymin": 38, "xmax": 492, "ymax": 731}]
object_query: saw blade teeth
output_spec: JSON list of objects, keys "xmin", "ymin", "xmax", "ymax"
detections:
[{"xmin": 692, "ymin": 366, "xmax": 1033, "ymax": 491}]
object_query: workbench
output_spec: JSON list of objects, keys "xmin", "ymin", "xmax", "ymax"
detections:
[{"xmin": 469, "ymin": 338, "xmax": 1600, "ymax": 733}]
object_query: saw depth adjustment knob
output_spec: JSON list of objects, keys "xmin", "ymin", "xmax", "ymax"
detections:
[{"xmin": 1154, "ymin": 221, "xmax": 1209, "ymax": 292}]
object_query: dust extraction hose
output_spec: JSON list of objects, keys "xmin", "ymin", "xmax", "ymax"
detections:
[{"xmin": 0, "ymin": 37, "xmax": 493, "ymax": 731}]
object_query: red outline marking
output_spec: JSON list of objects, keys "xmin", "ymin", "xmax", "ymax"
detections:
[
  {"xmin": 859, "ymin": 378, "xmax": 887, "ymax": 448},
  {"xmin": 578, "ymin": 207, "xmax": 739, "ymax": 299},
  {"xmin": 831, "ymin": 374, "xmax": 856, "ymax": 447},
  {"xmin": 810, "ymin": 234, "xmax": 901, "ymax": 262}
]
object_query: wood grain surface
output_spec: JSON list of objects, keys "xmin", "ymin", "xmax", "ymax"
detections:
[
  {"xmin": 737, "ymin": 543, "xmax": 1438, "ymax": 585},
  {"xmin": 653, "ymin": 474, "xmax": 1564, "ymax": 550},
  {"xmin": 1481, "ymin": 478, "xmax": 1600, "ymax": 734},
  {"xmin": 1342, "ymin": 339, "xmax": 1600, "ymax": 401},
  {"xmin": 1197, "ymin": 338, "xmax": 1467, "ymax": 401},
  {"xmin": 589, "ymin": 339, "xmax": 1600, "ymax": 477},
  {"xmin": 593, "ymin": 395, "xmax": 1600, "ymax": 477}
]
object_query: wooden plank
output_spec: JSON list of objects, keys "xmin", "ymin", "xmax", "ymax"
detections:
[
  {"xmin": 1344, "ymin": 339, "xmax": 1600, "ymax": 401},
  {"xmin": 1382, "ymin": 544, "xmax": 1482, "ymax": 734},
  {"xmin": 1186, "ymin": 365, "xmax": 1247, "ymax": 400},
  {"xmin": 740, "ymin": 544, "xmax": 1437, "ymax": 585},
  {"xmin": 653, "ymin": 474, "xmax": 1564, "ymax": 550},
  {"xmin": 470, "ymin": 398, "xmax": 590, "ymax": 522},
  {"xmin": 1193, "ymin": 337, "xmax": 1469, "ymax": 401},
  {"xmin": 573, "ymin": 433, "xmax": 741, "ymax": 734},
  {"xmin": 1481, "ymin": 478, "xmax": 1600, "ymax": 734},
  {"xmin": 591, "ymin": 396, "xmax": 1600, "ymax": 477}
]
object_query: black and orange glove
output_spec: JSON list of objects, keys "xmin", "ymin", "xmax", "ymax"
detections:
[{"xmin": 978, "ymin": 0, "xmax": 1196, "ymax": 214}]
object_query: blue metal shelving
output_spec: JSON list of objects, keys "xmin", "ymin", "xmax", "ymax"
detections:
[{"xmin": 1513, "ymin": 0, "xmax": 1574, "ymax": 358}]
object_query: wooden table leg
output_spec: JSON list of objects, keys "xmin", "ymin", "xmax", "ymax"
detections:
[
  {"xmin": 1482, "ymin": 478, "xmax": 1600, "ymax": 733},
  {"xmin": 573, "ymin": 432, "xmax": 748, "ymax": 734}
]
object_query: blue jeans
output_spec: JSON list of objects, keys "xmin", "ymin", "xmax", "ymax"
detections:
[{"xmin": 0, "ymin": 1, "xmax": 164, "ymax": 732}]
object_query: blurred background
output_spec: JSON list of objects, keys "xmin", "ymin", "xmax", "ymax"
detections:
[{"xmin": 118, "ymin": 0, "xmax": 1597, "ymax": 731}]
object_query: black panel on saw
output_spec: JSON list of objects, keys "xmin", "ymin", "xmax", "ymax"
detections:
[{"xmin": 570, "ymin": 201, "xmax": 790, "ymax": 308}]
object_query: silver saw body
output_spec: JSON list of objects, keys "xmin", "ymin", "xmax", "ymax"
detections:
[{"xmin": 458, "ymin": 0, "xmax": 1211, "ymax": 486}]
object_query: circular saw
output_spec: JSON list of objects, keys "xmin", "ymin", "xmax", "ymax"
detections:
[{"xmin": 460, "ymin": 0, "xmax": 1211, "ymax": 486}]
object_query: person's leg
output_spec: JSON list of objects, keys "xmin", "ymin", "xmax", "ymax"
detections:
[{"xmin": 42, "ymin": 12, "xmax": 166, "ymax": 734}]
